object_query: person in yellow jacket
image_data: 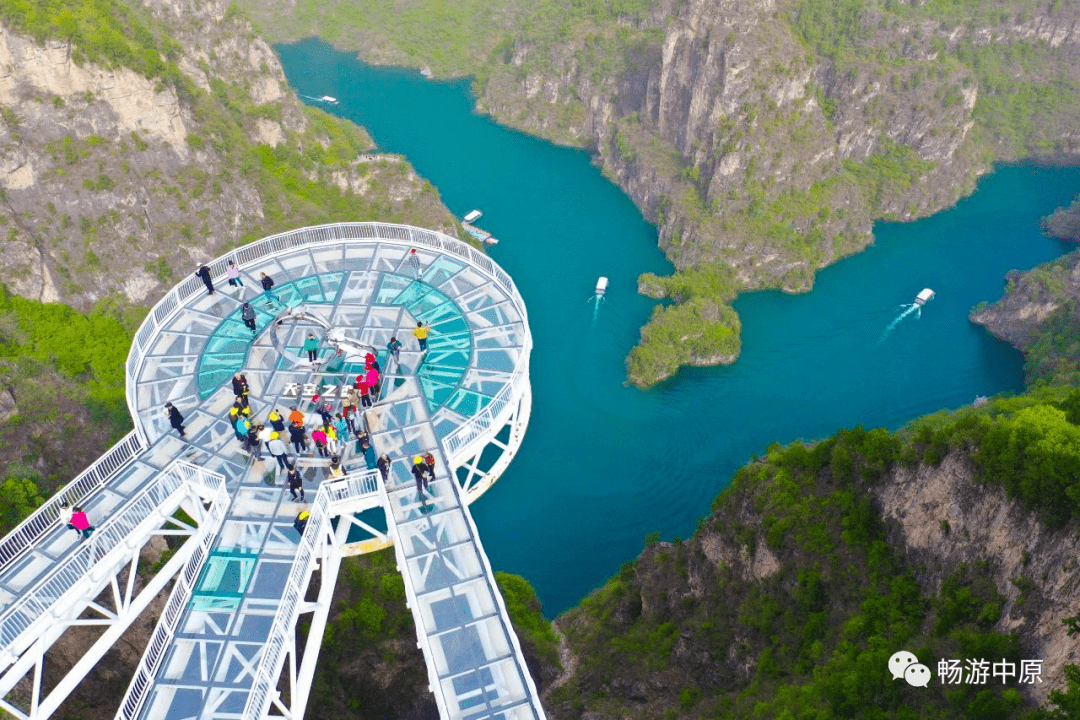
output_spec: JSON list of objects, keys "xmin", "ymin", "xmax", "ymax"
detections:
[
  {"xmin": 413, "ymin": 321, "xmax": 431, "ymax": 354},
  {"xmin": 293, "ymin": 510, "xmax": 310, "ymax": 536}
]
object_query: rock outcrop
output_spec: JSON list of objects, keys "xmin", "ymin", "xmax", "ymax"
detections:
[
  {"xmin": 0, "ymin": 0, "xmax": 456, "ymax": 311},
  {"xmin": 970, "ymin": 255, "xmax": 1080, "ymax": 350},
  {"xmin": 874, "ymin": 451, "xmax": 1080, "ymax": 703}
]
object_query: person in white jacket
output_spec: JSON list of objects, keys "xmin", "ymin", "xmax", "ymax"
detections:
[
  {"xmin": 267, "ymin": 433, "xmax": 291, "ymax": 471},
  {"xmin": 60, "ymin": 503, "xmax": 79, "ymax": 538}
]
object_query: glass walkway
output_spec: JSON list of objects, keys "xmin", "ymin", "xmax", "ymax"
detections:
[{"xmin": 0, "ymin": 224, "xmax": 541, "ymax": 720}]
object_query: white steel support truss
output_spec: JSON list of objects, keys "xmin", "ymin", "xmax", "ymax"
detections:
[
  {"xmin": 0, "ymin": 465, "xmax": 228, "ymax": 720},
  {"xmin": 450, "ymin": 384, "xmax": 532, "ymax": 504},
  {"xmin": 268, "ymin": 513, "xmax": 351, "ymax": 720}
]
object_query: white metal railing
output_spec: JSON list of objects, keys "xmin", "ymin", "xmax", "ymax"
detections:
[
  {"xmin": 442, "ymin": 350, "xmax": 531, "ymax": 461},
  {"xmin": 323, "ymin": 469, "xmax": 381, "ymax": 509},
  {"xmin": 116, "ymin": 463, "xmax": 229, "ymax": 720},
  {"xmin": 0, "ymin": 431, "xmax": 144, "ymax": 572},
  {"xmin": 378, "ymin": 458, "xmax": 545, "ymax": 719},
  {"xmin": 0, "ymin": 461, "xmax": 224, "ymax": 657},
  {"xmin": 377, "ymin": 467, "xmax": 444, "ymax": 712},
  {"xmin": 241, "ymin": 473, "xmax": 340, "ymax": 718},
  {"xmin": 124, "ymin": 223, "xmax": 530, "ymax": 446}
]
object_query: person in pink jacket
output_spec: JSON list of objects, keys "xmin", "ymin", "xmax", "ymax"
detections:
[
  {"xmin": 69, "ymin": 506, "xmax": 95, "ymax": 540},
  {"xmin": 311, "ymin": 427, "xmax": 329, "ymax": 458}
]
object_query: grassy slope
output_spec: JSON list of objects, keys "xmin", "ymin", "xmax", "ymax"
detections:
[{"xmin": 238, "ymin": 0, "xmax": 1080, "ymax": 387}]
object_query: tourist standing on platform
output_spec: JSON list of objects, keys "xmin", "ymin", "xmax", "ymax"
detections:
[
  {"xmin": 230, "ymin": 396, "xmax": 250, "ymax": 417},
  {"xmin": 232, "ymin": 374, "xmax": 250, "ymax": 407},
  {"xmin": 246, "ymin": 424, "xmax": 263, "ymax": 461},
  {"xmin": 413, "ymin": 321, "xmax": 430, "ymax": 354},
  {"xmin": 286, "ymin": 467, "xmax": 305, "ymax": 501},
  {"xmin": 344, "ymin": 386, "xmax": 360, "ymax": 414},
  {"xmin": 423, "ymin": 452, "xmax": 436, "ymax": 482},
  {"xmin": 377, "ymin": 454, "xmax": 392, "ymax": 483},
  {"xmin": 411, "ymin": 455, "xmax": 430, "ymax": 495},
  {"xmin": 259, "ymin": 272, "xmax": 277, "ymax": 303},
  {"xmin": 234, "ymin": 414, "xmax": 251, "ymax": 442},
  {"xmin": 288, "ymin": 406, "xmax": 305, "ymax": 426},
  {"xmin": 60, "ymin": 503, "xmax": 80, "ymax": 538},
  {"xmin": 343, "ymin": 404, "xmax": 358, "ymax": 437},
  {"xmin": 267, "ymin": 432, "xmax": 291, "ymax": 470},
  {"xmin": 311, "ymin": 426, "xmax": 329, "ymax": 458},
  {"xmin": 409, "ymin": 248, "xmax": 421, "ymax": 278},
  {"xmin": 317, "ymin": 400, "xmax": 334, "ymax": 427},
  {"xmin": 258, "ymin": 423, "xmax": 273, "ymax": 455},
  {"xmin": 366, "ymin": 366, "xmax": 380, "ymax": 399},
  {"xmin": 387, "ymin": 337, "xmax": 402, "ymax": 364},
  {"xmin": 357, "ymin": 379, "xmax": 371, "ymax": 408},
  {"xmin": 226, "ymin": 260, "xmax": 243, "ymax": 290},
  {"xmin": 70, "ymin": 506, "xmax": 95, "ymax": 540},
  {"xmin": 165, "ymin": 402, "xmax": 186, "ymax": 438},
  {"xmin": 328, "ymin": 456, "xmax": 345, "ymax": 480},
  {"xmin": 289, "ymin": 421, "xmax": 308, "ymax": 454},
  {"xmin": 333, "ymin": 414, "xmax": 349, "ymax": 446},
  {"xmin": 324, "ymin": 422, "xmax": 339, "ymax": 455},
  {"xmin": 303, "ymin": 333, "xmax": 319, "ymax": 363},
  {"xmin": 365, "ymin": 353, "xmax": 381, "ymax": 374},
  {"xmin": 268, "ymin": 409, "xmax": 286, "ymax": 433},
  {"xmin": 356, "ymin": 427, "xmax": 371, "ymax": 454},
  {"xmin": 195, "ymin": 265, "xmax": 214, "ymax": 295},
  {"xmin": 241, "ymin": 303, "xmax": 257, "ymax": 333}
]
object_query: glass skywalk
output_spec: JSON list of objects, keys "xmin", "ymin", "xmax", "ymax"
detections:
[{"xmin": 0, "ymin": 224, "xmax": 538, "ymax": 720}]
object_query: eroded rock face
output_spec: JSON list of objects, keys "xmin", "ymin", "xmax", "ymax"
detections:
[
  {"xmin": 0, "ymin": 0, "xmax": 455, "ymax": 311},
  {"xmin": 477, "ymin": 0, "xmax": 1080, "ymax": 287},
  {"xmin": 0, "ymin": 35, "xmax": 190, "ymax": 151},
  {"xmin": 873, "ymin": 452, "xmax": 1080, "ymax": 703}
]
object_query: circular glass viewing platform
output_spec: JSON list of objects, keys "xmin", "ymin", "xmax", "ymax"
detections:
[{"xmin": 126, "ymin": 223, "xmax": 532, "ymax": 500}]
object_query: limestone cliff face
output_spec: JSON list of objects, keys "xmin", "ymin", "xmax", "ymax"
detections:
[
  {"xmin": 0, "ymin": 0, "xmax": 455, "ymax": 310},
  {"xmin": 476, "ymin": 0, "xmax": 1080, "ymax": 290},
  {"xmin": 874, "ymin": 451, "xmax": 1080, "ymax": 703}
]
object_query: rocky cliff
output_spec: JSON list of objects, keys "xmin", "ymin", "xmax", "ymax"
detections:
[
  {"xmin": 875, "ymin": 450, "xmax": 1080, "ymax": 705},
  {"xmin": 240, "ymin": 0, "xmax": 1080, "ymax": 386},
  {"xmin": 0, "ymin": 0, "xmax": 456, "ymax": 311},
  {"xmin": 542, "ymin": 422, "xmax": 1080, "ymax": 718},
  {"xmin": 970, "ymin": 196, "xmax": 1080, "ymax": 385}
]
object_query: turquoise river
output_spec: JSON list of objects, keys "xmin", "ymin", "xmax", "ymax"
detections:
[{"xmin": 277, "ymin": 38, "xmax": 1080, "ymax": 617}]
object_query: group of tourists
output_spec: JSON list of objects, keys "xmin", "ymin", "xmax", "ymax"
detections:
[
  {"xmin": 195, "ymin": 262, "xmax": 277, "ymax": 306},
  {"xmin": 355, "ymin": 353, "xmax": 382, "ymax": 405}
]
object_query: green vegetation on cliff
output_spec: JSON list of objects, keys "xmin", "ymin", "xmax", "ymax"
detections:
[
  {"xmin": 0, "ymin": 286, "xmax": 141, "ymax": 534},
  {"xmin": 546, "ymin": 411, "xmax": 1080, "ymax": 718},
  {"xmin": 1043, "ymin": 194, "xmax": 1080, "ymax": 242},
  {"xmin": 906, "ymin": 388, "xmax": 1080, "ymax": 528}
]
